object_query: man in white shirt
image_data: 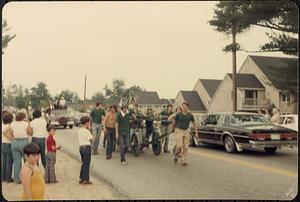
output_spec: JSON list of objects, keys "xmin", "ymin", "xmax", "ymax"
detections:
[{"xmin": 31, "ymin": 109, "xmax": 48, "ymax": 168}]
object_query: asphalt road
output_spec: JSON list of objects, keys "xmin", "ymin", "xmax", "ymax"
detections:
[{"xmin": 55, "ymin": 127, "xmax": 298, "ymax": 200}]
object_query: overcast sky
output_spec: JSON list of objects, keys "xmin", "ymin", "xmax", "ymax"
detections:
[{"xmin": 2, "ymin": 1, "xmax": 294, "ymax": 100}]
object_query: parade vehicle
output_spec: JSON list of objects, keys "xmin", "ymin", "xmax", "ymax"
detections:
[
  {"xmin": 46, "ymin": 107, "xmax": 75, "ymax": 129},
  {"xmin": 74, "ymin": 112, "xmax": 90, "ymax": 127},
  {"xmin": 127, "ymin": 111, "xmax": 163, "ymax": 156},
  {"xmin": 189, "ymin": 112, "xmax": 298, "ymax": 153}
]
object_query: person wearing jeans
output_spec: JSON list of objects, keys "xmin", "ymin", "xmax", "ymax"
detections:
[
  {"xmin": 78, "ymin": 116, "xmax": 94, "ymax": 184},
  {"xmin": 90, "ymin": 102, "xmax": 106, "ymax": 154},
  {"xmin": 116, "ymin": 106, "xmax": 135, "ymax": 165},
  {"xmin": 30, "ymin": 109, "xmax": 47, "ymax": 169},
  {"xmin": 10, "ymin": 112, "xmax": 31, "ymax": 184},
  {"xmin": 2, "ymin": 112, "xmax": 14, "ymax": 182},
  {"xmin": 159, "ymin": 104, "xmax": 174, "ymax": 153},
  {"xmin": 102, "ymin": 105, "xmax": 117, "ymax": 159}
]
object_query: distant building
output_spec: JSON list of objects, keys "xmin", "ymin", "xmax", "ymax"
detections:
[
  {"xmin": 169, "ymin": 99, "xmax": 175, "ymax": 106},
  {"xmin": 208, "ymin": 73, "xmax": 267, "ymax": 113},
  {"xmin": 193, "ymin": 79, "xmax": 222, "ymax": 110},
  {"xmin": 135, "ymin": 91, "xmax": 172, "ymax": 114},
  {"xmin": 238, "ymin": 55, "xmax": 298, "ymax": 114},
  {"xmin": 174, "ymin": 90, "xmax": 206, "ymax": 115}
]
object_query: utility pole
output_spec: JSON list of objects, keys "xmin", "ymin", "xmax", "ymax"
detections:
[
  {"xmin": 84, "ymin": 74, "xmax": 87, "ymax": 111},
  {"xmin": 232, "ymin": 24, "xmax": 237, "ymax": 112}
]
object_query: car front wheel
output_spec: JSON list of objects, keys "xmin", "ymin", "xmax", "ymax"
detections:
[
  {"xmin": 264, "ymin": 147, "xmax": 277, "ymax": 153},
  {"xmin": 224, "ymin": 135, "xmax": 237, "ymax": 153}
]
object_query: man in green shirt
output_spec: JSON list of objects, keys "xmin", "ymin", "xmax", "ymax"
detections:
[
  {"xmin": 115, "ymin": 105, "xmax": 135, "ymax": 165},
  {"xmin": 90, "ymin": 102, "xmax": 106, "ymax": 154},
  {"xmin": 159, "ymin": 104, "xmax": 173, "ymax": 153},
  {"xmin": 174, "ymin": 102, "xmax": 198, "ymax": 166}
]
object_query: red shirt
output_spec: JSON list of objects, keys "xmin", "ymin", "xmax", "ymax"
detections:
[{"xmin": 46, "ymin": 135, "xmax": 56, "ymax": 152}]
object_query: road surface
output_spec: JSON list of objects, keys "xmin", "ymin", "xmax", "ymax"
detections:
[{"xmin": 55, "ymin": 127, "xmax": 298, "ymax": 200}]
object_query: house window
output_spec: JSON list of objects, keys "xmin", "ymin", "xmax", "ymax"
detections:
[
  {"xmin": 245, "ymin": 90, "xmax": 258, "ymax": 99},
  {"xmin": 244, "ymin": 90, "xmax": 258, "ymax": 105},
  {"xmin": 282, "ymin": 91, "xmax": 291, "ymax": 103}
]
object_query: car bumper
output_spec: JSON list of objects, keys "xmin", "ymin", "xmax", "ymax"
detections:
[{"xmin": 238, "ymin": 140, "xmax": 298, "ymax": 149}]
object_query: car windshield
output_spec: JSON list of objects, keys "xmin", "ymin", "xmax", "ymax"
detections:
[{"xmin": 230, "ymin": 114, "xmax": 269, "ymax": 126}]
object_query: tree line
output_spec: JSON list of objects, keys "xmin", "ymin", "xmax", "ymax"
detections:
[{"xmin": 2, "ymin": 79, "xmax": 144, "ymax": 110}]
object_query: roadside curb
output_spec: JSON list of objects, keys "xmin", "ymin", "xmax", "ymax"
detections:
[{"xmin": 60, "ymin": 146, "xmax": 129, "ymax": 199}]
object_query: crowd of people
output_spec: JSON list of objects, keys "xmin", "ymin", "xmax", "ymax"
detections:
[
  {"xmin": 258, "ymin": 107, "xmax": 280, "ymax": 123},
  {"xmin": 2, "ymin": 109, "xmax": 60, "ymax": 200},
  {"xmin": 3, "ymin": 100, "xmax": 282, "ymax": 200},
  {"xmin": 87, "ymin": 102, "xmax": 198, "ymax": 166}
]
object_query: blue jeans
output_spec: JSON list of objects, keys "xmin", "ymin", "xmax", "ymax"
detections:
[
  {"xmin": 11, "ymin": 138, "xmax": 29, "ymax": 183},
  {"xmin": 161, "ymin": 125, "xmax": 170, "ymax": 152},
  {"xmin": 146, "ymin": 125, "xmax": 155, "ymax": 140},
  {"xmin": 119, "ymin": 131, "xmax": 129, "ymax": 162},
  {"xmin": 2, "ymin": 143, "xmax": 13, "ymax": 182},
  {"xmin": 31, "ymin": 137, "xmax": 46, "ymax": 168},
  {"xmin": 91, "ymin": 123, "xmax": 102, "ymax": 153},
  {"xmin": 79, "ymin": 145, "xmax": 91, "ymax": 181},
  {"xmin": 105, "ymin": 128, "xmax": 115, "ymax": 157}
]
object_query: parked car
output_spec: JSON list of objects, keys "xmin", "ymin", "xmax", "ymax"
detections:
[
  {"xmin": 74, "ymin": 112, "xmax": 90, "ymax": 126},
  {"xmin": 278, "ymin": 114, "xmax": 298, "ymax": 132},
  {"xmin": 189, "ymin": 112, "xmax": 298, "ymax": 153},
  {"xmin": 47, "ymin": 108, "xmax": 75, "ymax": 129}
]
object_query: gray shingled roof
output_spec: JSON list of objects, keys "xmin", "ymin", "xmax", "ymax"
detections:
[
  {"xmin": 160, "ymin": 98, "xmax": 170, "ymax": 105},
  {"xmin": 249, "ymin": 55, "xmax": 298, "ymax": 91},
  {"xmin": 180, "ymin": 91, "xmax": 206, "ymax": 112},
  {"xmin": 199, "ymin": 79, "xmax": 222, "ymax": 98},
  {"xmin": 228, "ymin": 73, "xmax": 265, "ymax": 89},
  {"xmin": 135, "ymin": 91, "xmax": 162, "ymax": 105}
]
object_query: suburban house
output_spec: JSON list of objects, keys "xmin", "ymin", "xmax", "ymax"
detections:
[
  {"xmin": 208, "ymin": 73, "xmax": 267, "ymax": 113},
  {"xmin": 135, "ymin": 91, "xmax": 171, "ymax": 114},
  {"xmin": 169, "ymin": 99, "xmax": 175, "ymax": 106},
  {"xmin": 160, "ymin": 98, "xmax": 173, "ymax": 108},
  {"xmin": 193, "ymin": 79, "xmax": 222, "ymax": 110},
  {"xmin": 174, "ymin": 90, "xmax": 207, "ymax": 117},
  {"xmin": 238, "ymin": 55, "xmax": 298, "ymax": 114}
]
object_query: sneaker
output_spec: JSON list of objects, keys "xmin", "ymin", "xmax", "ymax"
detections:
[
  {"xmin": 106, "ymin": 156, "xmax": 111, "ymax": 160},
  {"xmin": 82, "ymin": 180, "xmax": 92, "ymax": 185},
  {"xmin": 121, "ymin": 161, "xmax": 126, "ymax": 165},
  {"xmin": 182, "ymin": 162, "xmax": 188, "ymax": 166},
  {"xmin": 164, "ymin": 150, "xmax": 170, "ymax": 153},
  {"xmin": 92, "ymin": 151, "xmax": 99, "ymax": 155}
]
